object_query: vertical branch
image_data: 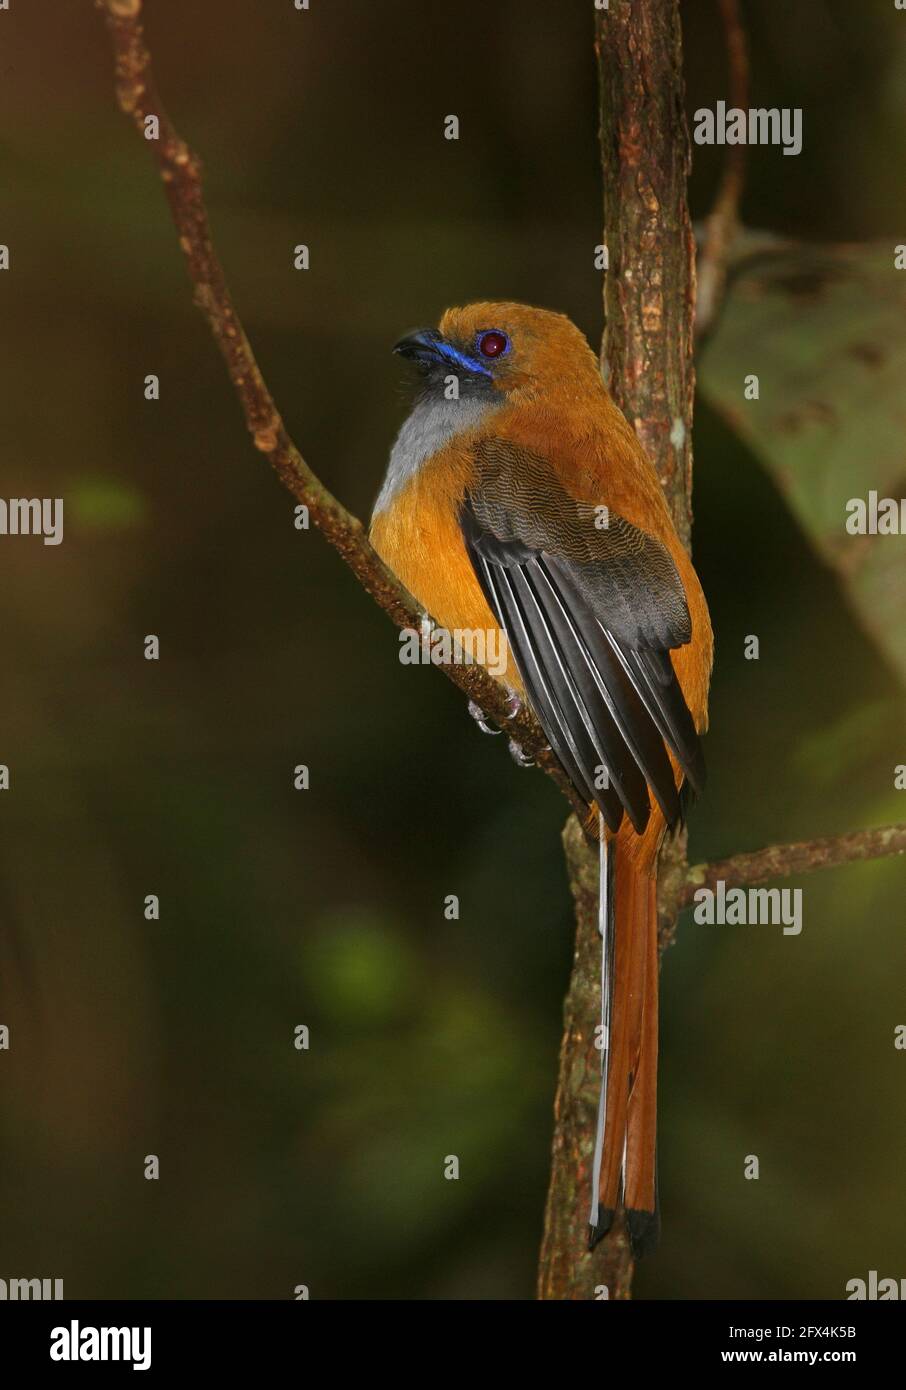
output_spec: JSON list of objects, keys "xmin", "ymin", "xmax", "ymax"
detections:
[
  {"xmin": 538, "ymin": 0, "xmax": 696, "ymax": 1301},
  {"xmin": 537, "ymin": 816, "xmax": 637, "ymax": 1301},
  {"xmin": 696, "ymin": 0, "xmax": 750, "ymax": 338},
  {"xmin": 597, "ymin": 0, "xmax": 696, "ymax": 535}
]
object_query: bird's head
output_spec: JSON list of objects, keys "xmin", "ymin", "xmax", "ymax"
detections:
[{"xmin": 393, "ymin": 301, "xmax": 604, "ymax": 402}]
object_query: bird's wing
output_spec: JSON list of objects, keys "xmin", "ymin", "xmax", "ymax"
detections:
[{"xmin": 459, "ymin": 436, "xmax": 705, "ymax": 832}]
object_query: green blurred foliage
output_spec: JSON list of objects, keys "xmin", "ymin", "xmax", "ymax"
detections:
[
  {"xmin": 71, "ymin": 476, "xmax": 147, "ymax": 530},
  {"xmin": 700, "ymin": 239, "xmax": 906, "ymax": 681},
  {"xmin": 0, "ymin": 0, "xmax": 903, "ymax": 1301}
]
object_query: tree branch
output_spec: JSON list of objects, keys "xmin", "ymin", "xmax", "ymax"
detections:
[
  {"xmin": 695, "ymin": 0, "xmax": 749, "ymax": 338},
  {"xmin": 94, "ymin": 0, "xmax": 588, "ymax": 820},
  {"xmin": 595, "ymin": 0, "xmax": 697, "ymax": 542},
  {"xmin": 683, "ymin": 822, "xmax": 906, "ymax": 905}
]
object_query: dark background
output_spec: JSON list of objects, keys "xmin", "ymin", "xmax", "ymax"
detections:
[{"xmin": 0, "ymin": 0, "xmax": 903, "ymax": 1299}]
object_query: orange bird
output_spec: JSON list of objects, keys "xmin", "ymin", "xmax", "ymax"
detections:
[{"xmin": 371, "ymin": 302, "xmax": 712, "ymax": 1254}]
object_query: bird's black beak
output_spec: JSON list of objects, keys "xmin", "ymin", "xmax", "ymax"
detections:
[{"xmin": 392, "ymin": 328, "xmax": 445, "ymax": 365}]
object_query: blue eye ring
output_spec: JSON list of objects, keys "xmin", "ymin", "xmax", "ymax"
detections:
[{"xmin": 476, "ymin": 329, "xmax": 510, "ymax": 359}]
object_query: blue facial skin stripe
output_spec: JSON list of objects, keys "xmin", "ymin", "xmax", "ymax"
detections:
[{"xmin": 434, "ymin": 341, "xmax": 493, "ymax": 377}]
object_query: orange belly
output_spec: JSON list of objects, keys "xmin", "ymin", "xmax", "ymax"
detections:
[{"xmin": 371, "ymin": 456, "xmax": 525, "ymax": 691}]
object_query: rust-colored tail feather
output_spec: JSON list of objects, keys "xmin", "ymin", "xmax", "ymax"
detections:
[
  {"xmin": 624, "ymin": 871, "xmax": 660, "ymax": 1254},
  {"xmin": 588, "ymin": 837, "xmax": 659, "ymax": 1255}
]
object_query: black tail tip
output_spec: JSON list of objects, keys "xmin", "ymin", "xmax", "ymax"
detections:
[
  {"xmin": 626, "ymin": 1207, "xmax": 660, "ymax": 1258},
  {"xmin": 587, "ymin": 1209, "xmax": 615, "ymax": 1251}
]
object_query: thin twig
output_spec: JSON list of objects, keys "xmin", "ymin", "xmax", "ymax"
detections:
[
  {"xmin": 95, "ymin": 0, "xmax": 586, "ymax": 821},
  {"xmin": 683, "ymin": 822, "xmax": 906, "ymax": 905},
  {"xmin": 695, "ymin": 0, "xmax": 749, "ymax": 338}
]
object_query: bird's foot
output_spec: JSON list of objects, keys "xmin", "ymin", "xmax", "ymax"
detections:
[
  {"xmin": 467, "ymin": 700, "xmax": 502, "ymax": 736},
  {"xmin": 469, "ymin": 692, "xmax": 526, "ymax": 742},
  {"xmin": 508, "ymin": 738, "xmax": 535, "ymax": 768}
]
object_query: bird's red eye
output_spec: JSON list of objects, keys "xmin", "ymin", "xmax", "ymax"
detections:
[{"xmin": 477, "ymin": 330, "xmax": 509, "ymax": 359}]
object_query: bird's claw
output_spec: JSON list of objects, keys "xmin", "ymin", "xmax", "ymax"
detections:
[
  {"xmin": 468, "ymin": 700, "xmax": 502, "ymax": 736},
  {"xmin": 508, "ymin": 738, "xmax": 535, "ymax": 768},
  {"xmin": 468, "ymin": 693, "xmax": 525, "ymax": 741}
]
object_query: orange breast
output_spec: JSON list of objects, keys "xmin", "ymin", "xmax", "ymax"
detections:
[{"xmin": 371, "ymin": 443, "xmax": 525, "ymax": 690}]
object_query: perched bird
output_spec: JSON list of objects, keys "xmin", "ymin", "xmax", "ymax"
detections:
[{"xmin": 371, "ymin": 302, "xmax": 712, "ymax": 1255}]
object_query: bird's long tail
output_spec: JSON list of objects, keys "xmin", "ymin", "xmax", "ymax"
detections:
[{"xmin": 588, "ymin": 824, "xmax": 660, "ymax": 1256}]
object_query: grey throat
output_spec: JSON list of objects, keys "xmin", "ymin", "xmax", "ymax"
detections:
[{"xmin": 372, "ymin": 393, "xmax": 499, "ymax": 517}]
